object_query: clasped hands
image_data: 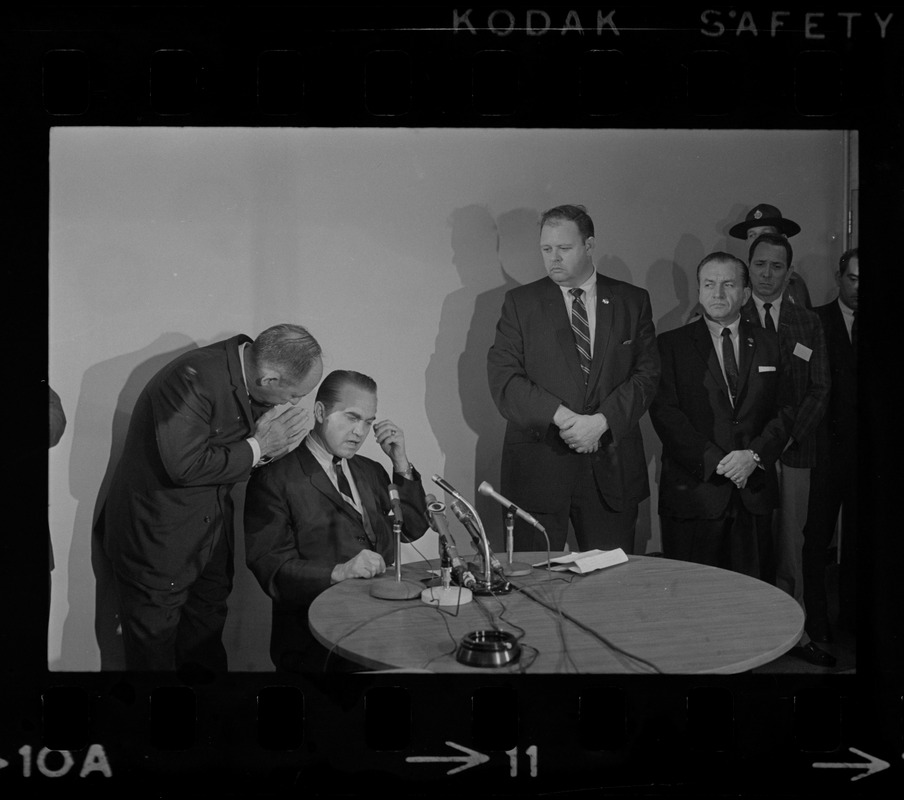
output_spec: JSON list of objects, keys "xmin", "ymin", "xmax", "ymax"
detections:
[
  {"xmin": 554, "ymin": 406, "xmax": 608, "ymax": 454},
  {"xmin": 253, "ymin": 403, "xmax": 310, "ymax": 462},
  {"xmin": 715, "ymin": 449, "xmax": 758, "ymax": 489}
]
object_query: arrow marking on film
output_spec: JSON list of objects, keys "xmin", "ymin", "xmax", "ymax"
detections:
[
  {"xmin": 407, "ymin": 741, "xmax": 489, "ymax": 775},
  {"xmin": 813, "ymin": 747, "xmax": 890, "ymax": 781}
]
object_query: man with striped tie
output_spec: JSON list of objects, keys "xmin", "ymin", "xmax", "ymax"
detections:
[
  {"xmin": 244, "ymin": 370, "xmax": 428, "ymax": 672},
  {"xmin": 487, "ymin": 204, "xmax": 660, "ymax": 554}
]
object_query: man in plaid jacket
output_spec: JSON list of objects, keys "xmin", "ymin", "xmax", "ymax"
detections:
[{"xmin": 742, "ymin": 232, "xmax": 833, "ymax": 667}]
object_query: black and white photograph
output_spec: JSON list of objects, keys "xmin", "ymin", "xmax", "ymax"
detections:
[{"xmin": 47, "ymin": 127, "xmax": 857, "ymax": 675}]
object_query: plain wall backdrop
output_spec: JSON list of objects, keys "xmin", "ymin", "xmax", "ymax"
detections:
[{"xmin": 48, "ymin": 127, "xmax": 852, "ymax": 670}]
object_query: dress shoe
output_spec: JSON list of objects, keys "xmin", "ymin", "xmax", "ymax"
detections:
[
  {"xmin": 805, "ymin": 619, "xmax": 833, "ymax": 644},
  {"xmin": 789, "ymin": 642, "xmax": 836, "ymax": 668}
]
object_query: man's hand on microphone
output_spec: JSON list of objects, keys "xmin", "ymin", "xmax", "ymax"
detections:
[
  {"xmin": 559, "ymin": 413, "xmax": 608, "ymax": 453},
  {"xmin": 373, "ymin": 419, "xmax": 410, "ymax": 474},
  {"xmin": 253, "ymin": 404, "xmax": 309, "ymax": 462},
  {"xmin": 331, "ymin": 550, "xmax": 386, "ymax": 583}
]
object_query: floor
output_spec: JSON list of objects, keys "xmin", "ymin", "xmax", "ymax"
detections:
[{"xmin": 751, "ymin": 561, "xmax": 855, "ymax": 674}]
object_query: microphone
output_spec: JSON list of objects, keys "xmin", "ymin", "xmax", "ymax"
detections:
[
  {"xmin": 388, "ymin": 485, "xmax": 405, "ymax": 526},
  {"xmin": 431, "ymin": 474, "xmax": 467, "ymax": 503},
  {"xmin": 477, "ymin": 482, "xmax": 546, "ymax": 533},
  {"xmin": 449, "ymin": 499, "xmax": 506, "ymax": 578},
  {"xmin": 425, "ymin": 494, "xmax": 476, "ymax": 589},
  {"xmin": 369, "ymin": 485, "xmax": 422, "ymax": 601}
]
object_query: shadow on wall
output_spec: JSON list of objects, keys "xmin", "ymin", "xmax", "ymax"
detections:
[
  {"xmin": 58, "ymin": 333, "xmax": 197, "ymax": 671},
  {"xmin": 425, "ymin": 205, "xmax": 551, "ymax": 553}
]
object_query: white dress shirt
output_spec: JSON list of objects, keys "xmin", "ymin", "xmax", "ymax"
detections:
[
  {"xmin": 305, "ymin": 434, "xmax": 363, "ymax": 514},
  {"xmin": 837, "ymin": 297, "xmax": 855, "ymax": 342},
  {"xmin": 752, "ymin": 294, "xmax": 783, "ymax": 330}
]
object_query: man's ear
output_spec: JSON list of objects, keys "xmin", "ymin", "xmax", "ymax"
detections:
[
  {"xmin": 313, "ymin": 400, "xmax": 325, "ymax": 423},
  {"xmin": 256, "ymin": 367, "xmax": 280, "ymax": 387}
]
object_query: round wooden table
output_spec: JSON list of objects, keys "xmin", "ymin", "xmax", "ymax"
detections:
[{"xmin": 308, "ymin": 553, "xmax": 804, "ymax": 673}]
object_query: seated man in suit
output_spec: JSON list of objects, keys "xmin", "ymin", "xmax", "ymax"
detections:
[
  {"xmin": 244, "ymin": 369, "xmax": 429, "ymax": 672},
  {"xmin": 650, "ymin": 252, "xmax": 797, "ymax": 579}
]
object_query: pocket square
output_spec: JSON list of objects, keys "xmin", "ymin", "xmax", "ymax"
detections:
[{"xmin": 758, "ymin": 365, "xmax": 776, "ymax": 372}]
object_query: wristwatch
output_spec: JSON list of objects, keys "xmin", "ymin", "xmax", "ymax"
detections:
[
  {"xmin": 747, "ymin": 450, "xmax": 762, "ymax": 467},
  {"xmin": 398, "ymin": 462, "xmax": 415, "ymax": 480}
]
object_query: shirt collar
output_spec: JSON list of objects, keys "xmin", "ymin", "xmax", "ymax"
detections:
[
  {"xmin": 559, "ymin": 270, "xmax": 597, "ymax": 299},
  {"xmin": 704, "ymin": 314, "xmax": 741, "ymax": 339},
  {"xmin": 753, "ymin": 293, "xmax": 782, "ymax": 317},
  {"xmin": 305, "ymin": 432, "xmax": 338, "ymax": 466},
  {"xmin": 837, "ymin": 296, "xmax": 855, "ymax": 319}
]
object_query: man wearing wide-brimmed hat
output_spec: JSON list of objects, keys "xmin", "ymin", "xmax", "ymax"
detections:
[{"xmin": 728, "ymin": 203, "xmax": 811, "ymax": 309}]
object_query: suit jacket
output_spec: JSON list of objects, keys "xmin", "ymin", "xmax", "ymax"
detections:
[
  {"xmin": 650, "ymin": 318, "xmax": 797, "ymax": 519},
  {"xmin": 103, "ymin": 335, "xmax": 256, "ymax": 591},
  {"xmin": 813, "ymin": 298, "xmax": 857, "ymax": 455},
  {"xmin": 487, "ymin": 273, "xmax": 660, "ymax": 513},
  {"xmin": 243, "ymin": 442, "xmax": 429, "ymax": 667},
  {"xmin": 741, "ymin": 294, "xmax": 830, "ymax": 468}
]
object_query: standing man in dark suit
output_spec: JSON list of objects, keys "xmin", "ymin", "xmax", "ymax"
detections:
[
  {"xmin": 244, "ymin": 370, "xmax": 429, "ymax": 673},
  {"xmin": 650, "ymin": 253, "xmax": 797, "ymax": 579},
  {"xmin": 804, "ymin": 248, "xmax": 859, "ymax": 639},
  {"xmin": 487, "ymin": 204, "xmax": 660, "ymax": 554},
  {"xmin": 103, "ymin": 324, "xmax": 323, "ymax": 671},
  {"xmin": 742, "ymin": 233, "xmax": 834, "ymax": 666}
]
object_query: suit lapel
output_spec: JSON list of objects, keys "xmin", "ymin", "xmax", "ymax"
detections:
[
  {"xmin": 586, "ymin": 275, "xmax": 614, "ymax": 391},
  {"xmin": 226, "ymin": 335, "xmax": 255, "ymax": 429},
  {"xmin": 296, "ymin": 444, "xmax": 364, "ymax": 527},
  {"xmin": 544, "ymin": 279, "xmax": 587, "ymax": 393},
  {"xmin": 735, "ymin": 319, "xmax": 757, "ymax": 403},
  {"xmin": 690, "ymin": 318, "xmax": 732, "ymax": 404}
]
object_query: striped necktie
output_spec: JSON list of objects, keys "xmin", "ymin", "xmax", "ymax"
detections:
[{"xmin": 569, "ymin": 288, "xmax": 592, "ymax": 384}]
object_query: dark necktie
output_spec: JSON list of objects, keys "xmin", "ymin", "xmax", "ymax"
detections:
[
  {"xmin": 569, "ymin": 288, "xmax": 592, "ymax": 384},
  {"xmin": 851, "ymin": 311, "xmax": 857, "ymax": 355},
  {"xmin": 332, "ymin": 456, "xmax": 358, "ymax": 512},
  {"xmin": 721, "ymin": 328, "xmax": 739, "ymax": 403},
  {"xmin": 763, "ymin": 302, "xmax": 776, "ymax": 333}
]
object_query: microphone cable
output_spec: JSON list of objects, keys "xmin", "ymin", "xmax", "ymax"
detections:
[{"xmin": 510, "ymin": 573, "xmax": 664, "ymax": 674}]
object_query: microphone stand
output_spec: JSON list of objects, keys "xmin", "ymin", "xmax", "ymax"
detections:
[
  {"xmin": 457, "ymin": 497, "xmax": 512, "ymax": 597},
  {"xmin": 370, "ymin": 515, "xmax": 423, "ymax": 600},
  {"xmin": 503, "ymin": 510, "xmax": 533, "ymax": 577}
]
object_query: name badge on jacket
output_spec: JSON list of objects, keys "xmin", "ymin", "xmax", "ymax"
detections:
[
  {"xmin": 792, "ymin": 342, "xmax": 813, "ymax": 362},
  {"xmin": 758, "ymin": 366, "xmax": 776, "ymax": 372}
]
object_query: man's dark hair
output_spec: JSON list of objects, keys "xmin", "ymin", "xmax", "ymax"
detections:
[
  {"xmin": 315, "ymin": 370, "xmax": 377, "ymax": 413},
  {"xmin": 251, "ymin": 324, "xmax": 322, "ymax": 383},
  {"xmin": 839, "ymin": 247, "xmax": 858, "ymax": 275},
  {"xmin": 696, "ymin": 251, "xmax": 750, "ymax": 287},
  {"xmin": 540, "ymin": 204, "xmax": 595, "ymax": 242},
  {"xmin": 748, "ymin": 232, "xmax": 793, "ymax": 267}
]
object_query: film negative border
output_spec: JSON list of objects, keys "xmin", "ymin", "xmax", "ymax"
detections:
[{"xmin": 5, "ymin": 4, "xmax": 903, "ymax": 797}]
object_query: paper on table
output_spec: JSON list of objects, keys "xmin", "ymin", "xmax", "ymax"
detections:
[{"xmin": 532, "ymin": 548, "xmax": 628, "ymax": 574}]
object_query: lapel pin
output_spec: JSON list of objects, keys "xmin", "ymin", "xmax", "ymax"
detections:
[
  {"xmin": 746, "ymin": 337, "xmax": 754, "ymax": 347},
  {"xmin": 601, "ymin": 297, "xmax": 610, "ymax": 304}
]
